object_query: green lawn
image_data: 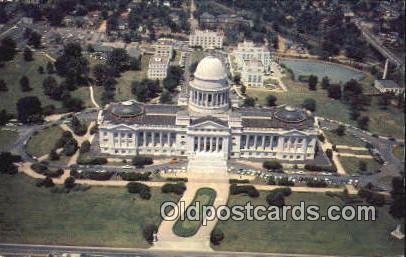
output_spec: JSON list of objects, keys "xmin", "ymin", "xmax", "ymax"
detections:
[
  {"xmin": 0, "ymin": 129, "xmax": 18, "ymax": 152},
  {"xmin": 324, "ymin": 130, "xmax": 366, "ymax": 147},
  {"xmin": 213, "ymin": 192, "xmax": 404, "ymax": 256},
  {"xmin": 0, "ymin": 53, "xmax": 63, "ymax": 113},
  {"xmin": 26, "ymin": 125, "xmax": 64, "ymax": 157},
  {"xmin": 247, "ymin": 77, "xmax": 404, "ymax": 138},
  {"xmin": 0, "ymin": 174, "xmax": 181, "ymax": 247},
  {"xmin": 340, "ymin": 156, "xmax": 381, "ymax": 175},
  {"xmin": 173, "ymin": 187, "xmax": 216, "ymax": 237},
  {"xmin": 190, "ymin": 50, "xmax": 205, "ymax": 64},
  {"xmin": 392, "ymin": 145, "xmax": 405, "ymax": 160}
]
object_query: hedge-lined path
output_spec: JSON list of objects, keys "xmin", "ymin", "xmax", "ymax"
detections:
[{"xmin": 153, "ymin": 173, "xmax": 229, "ymax": 251}]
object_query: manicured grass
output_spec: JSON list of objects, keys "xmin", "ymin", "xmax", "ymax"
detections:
[
  {"xmin": 26, "ymin": 125, "xmax": 64, "ymax": 157},
  {"xmin": 190, "ymin": 50, "xmax": 205, "ymax": 64},
  {"xmin": 339, "ymin": 156, "xmax": 381, "ymax": 175},
  {"xmin": 213, "ymin": 192, "xmax": 404, "ymax": 256},
  {"xmin": 392, "ymin": 145, "xmax": 405, "ymax": 160},
  {"xmin": 0, "ymin": 174, "xmax": 181, "ymax": 248},
  {"xmin": 173, "ymin": 187, "xmax": 216, "ymax": 237},
  {"xmin": 246, "ymin": 77, "xmax": 404, "ymax": 138},
  {"xmin": 0, "ymin": 53, "xmax": 63, "ymax": 114},
  {"xmin": 324, "ymin": 130, "xmax": 365, "ymax": 147},
  {"xmin": 0, "ymin": 129, "xmax": 18, "ymax": 152}
]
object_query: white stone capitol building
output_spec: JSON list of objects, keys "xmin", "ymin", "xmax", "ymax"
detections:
[{"xmin": 98, "ymin": 56, "xmax": 318, "ymax": 165}]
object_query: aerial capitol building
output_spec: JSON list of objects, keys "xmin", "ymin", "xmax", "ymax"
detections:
[{"xmin": 98, "ymin": 56, "xmax": 318, "ymax": 168}]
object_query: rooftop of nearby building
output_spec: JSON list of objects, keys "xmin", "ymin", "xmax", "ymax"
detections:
[{"xmin": 375, "ymin": 79, "xmax": 403, "ymax": 89}]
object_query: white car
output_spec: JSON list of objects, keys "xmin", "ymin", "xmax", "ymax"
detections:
[{"xmin": 121, "ymin": 165, "xmax": 134, "ymax": 169}]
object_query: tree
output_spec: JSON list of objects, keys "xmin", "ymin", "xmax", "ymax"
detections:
[
  {"xmin": 210, "ymin": 228, "xmax": 224, "ymax": 245},
  {"xmin": 62, "ymin": 95, "xmax": 84, "ymax": 112},
  {"xmin": 132, "ymin": 156, "xmax": 153, "ymax": 168},
  {"xmin": 321, "ymin": 76, "xmax": 330, "ymax": 89},
  {"xmin": 20, "ymin": 76, "xmax": 32, "ymax": 92},
  {"xmin": 42, "ymin": 76, "xmax": 63, "ymax": 100},
  {"xmin": 0, "ymin": 79, "xmax": 7, "ymax": 92},
  {"xmin": 390, "ymin": 176, "xmax": 406, "ymax": 219},
  {"xmin": 55, "ymin": 43, "xmax": 89, "ymax": 87},
  {"xmin": 0, "ymin": 152, "xmax": 21, "ymax": 175},
  {"xmin": 160, "ymin": 90, "xmax": 172, "ymax": 104},
  {"xmin": 16, "ymin": 96, "xmax": 42, "ymax": 123},
  {"xmin": 129, "ymin": 57, "xmax": 141, "ymax": 70},
  {"xmin": 64, "ymin": 176, "xmax": 76, "ymax": 189},
  {"xmin": 308, "ymin": 75, "xmax": 318, "ymax": 91},
  {"xmin": 27, "ymin": 31, "xmax": 42, "ymax": 48},
  {"xmin": 23, "ymin": 47, "xmax": 33, "ymax": 61},
  {"xmin": 357, "ymin": 116, "xmax": 369, "ymax": 130},
  {"xmin": 107, "ymin": 48, "xmax": 130, "ymax": 75},
  {"xmin": 378, "ymin": 93, "xmax": 391, "ymax": 109},
  {"xmin": 0, "ymin": 109, "xmax": 11, "ymax": 126},
  {"xmin": 327, "ymin": 84, "xmax": 341, "ymax": 99},
  {"xmin": 63, "ymin": 138, "xmax": 78, "ymax": 156},
  {"xmin": 131, "ymin": 79, "xmax": 161, "ymax": 102},
  {"xmin": 358, "ymin": 160, "xmax": 367, "ymax": 172},
  {"xmin": 302, "ymin": 98, "xmax": 316, "ymax": 112},
  {"xmin": 240, "ymin": 85, "xmax": 246, "ymax": 95},
  {"xmin": 350, "ymin": 109, "xmax": 360, "ymax": 121},
  {"xmin": 80, "ymin": 140, "xmax": 91, "ymax": 153},
  {"xmin": 266, "ymin": 95, "xmax": 277, "ymax": 106},
  {"xmin": 49, "ymin": 149, "xmax": 60, "ymax": 161},
  {"xmin": 233, "ymin": 74, "xmax": 241, "ymax": 85},
  {"xmin": 142, "ymin": 224, "xmax": 157, "ymax": 243},
  {"xmin": 263, "ymin": 160, "xmax": 283, "ymax": 171},
  {"xmin": 38, "ymin": 66, "xmax": 44, "ymax": 74},
  {"xmin": 0, "ymin": 37, "xmax": 17, "ymax": 62},
  {"xmin": 335, "ymin": 125, "xmax": 346, "ymax": 136},
  {"xmin": 47, "ymin": 61, "xmax": 55, "ymax": 74},
  {"xmin": 243, "ymin": 97, "xmax": 256, "ymax": 107}
]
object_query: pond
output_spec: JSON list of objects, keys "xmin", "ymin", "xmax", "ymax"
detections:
[{"xmin": 280, "ymin": 58, "xmax": 365, "ymax": 83}]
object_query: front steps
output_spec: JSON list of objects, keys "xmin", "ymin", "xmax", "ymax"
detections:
[{"xmin": 187, "ymin": 156, "xmax": 227, "ymax": 173}]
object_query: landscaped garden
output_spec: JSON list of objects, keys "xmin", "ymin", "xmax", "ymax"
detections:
[
  {"xmin": 0, "ymin": 174, "xmax": 181, "ymax": 248},
  {"xmin": 26, "ymin": 125, "xmax": 65, "ymax": 157},
  {"xmin": 339, "ymin": 156, "xmax": 381, "ymax": 175},
  {"xmin": 173, "ymin": 187, "xmax": 216, "ymax": 237},
  {"xmin": 213, "ymin": 191, "xmax": 404, "ymax": 256},
  {"xmin": 324, "ymin": 130, "xmax": 366, "ymax": 148}
]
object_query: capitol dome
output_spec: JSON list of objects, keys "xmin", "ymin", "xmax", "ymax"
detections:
[
  {"xmin": 188, "ymin": 56, "xmax": 230, "ymax": 114},
  {"xmin": 194, "ymin": 56, "xmax": 227, "ymax": 81}
]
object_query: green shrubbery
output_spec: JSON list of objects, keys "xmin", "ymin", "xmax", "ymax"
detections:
[
  {"xmin": 77, "ymin": 156, "xmax": 107, "ymax": 165},
  {"xmin": 210, "ymin": 228, "xmax": 224, "ymax": 245},
  {"xmin": 142, "ymin": 223, "xmax": 158, "ymax": 244},
  {"xmin": 229, "ymin": 179, "xmax": 250, "ymax": 184},
  {"xmin": 120, "ymin": 172, "xmax": 151, "ymax": 181},
  {"xmin": 266, "ymin": 187, "xmax": 292, "ymax": 207},
  {"xmin": 161, "ymin": 182, "xmax": 186, "ymax": 195},
  {"xmin": 127, "ymin": 182, "xmax": 151, "ymax": 199},
  {"xmin": 166, "ymin": 177, "xmax": 188, "ymax": 182},
  {"xmin": 132, "ymin": 156, "xmax": 153, "ymax": 168},
  {"xmin": 306, "ymin": 180, "xmax": 328, "ymax": 187},
  {"xmin": 74, "ymin": 170, "xmax": 114, "ymax": 181},
  {"xmin": 230, "ymin": 184, "xmax": 259, "ymax": 198},
  {"xmin": 35, "ymin": 176, "xmax": 55, "ymax": 188},
  {"xmin": 31, "ymin": 163, "xmax": 63, "ymax": 177},
  {"xmin": 263, "ymin": 160, "xmax": 283, "ymax": 172}
]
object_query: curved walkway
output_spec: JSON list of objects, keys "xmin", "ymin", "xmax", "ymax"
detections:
[{"xmin": 89, "ymin": 86, "xmax": 100, "ymax": 109}]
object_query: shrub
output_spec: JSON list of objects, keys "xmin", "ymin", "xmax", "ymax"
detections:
[
  {"xmin": 49, "ymin": 149, "xmax": 60, "ymax": 161},
  {"xmin": 304, "ymin": 164, "xmax": 336, "ymax": 173},
  {"xmin": 318, "ymin": 134, "xmax": 325, "ymax": 142},
  {"xmin": 30, "ymin": 163, "xmax": 64, "ymax": 178},
  {"xmin": 132, "ymin": 156, "xmax": 153, "ymax": 168},
  {"xmin": 266, "ymin": 191, "xmax": 285, "ymax": 207},
  {"xmin": 76, "ymin": 170, "xmax": 114, "ymax": 181},
  {"xmin": 277, "ymin": 177, "xmax": 294, "ymax": 186},
  {"xmin": 127, "ymin": 182, "xmax": 151, "ymax": 199},
  {"xmin": 64, "ymin": 176, "xmax": 76, "ymax": 189},
  {"xmin": 80, "ymin": 140, "xmax": 91, "ymax": 153},
  {"xmin": 230, "ymin": 184, "xmax": 259, "ymax": 198},
  {"xmin": 263, "ymin": 160, "xmax": 283, "ymax": 172},
  {"xmin": 77, "ymin": 156, "xmax": 107, "ymax": 165},
  {"xmin": 358, "ymin": 188, "xmax": 386, "ymax": 207},
  {"xmin": 161, "ymin": 182, "xmax": 186, "ymax": 195},
  {"xmin": 210, "ymin": 228, "xmax": 225, "ymax": 245},
  {"xmin": 63, "ymin": 138, "xmax": 78, "ymax": 156},
  {"xmin": 229, "ymin": 179, "xmax": 250, "ymax": 184},
  {"xmin": 306, "ymin": 180, "xmax": 328, "ymax": 187},
  {"xmin": 142, "ymin": 223, "xmax": 157, "ymax": 244},
  {"xmin": 166, "ymin": 177, "xmax": 188, "ymax": 182},
  {"xmin": 120, "ymin": 172, "xmax": 151, "ymax": 181},
  {"xmin": 272, "ymin": 187, "xmax": 292, "ymax": 196},
  {"xmin": 36, "ymin": 176, "xmax": 55, "ymax": 188}
]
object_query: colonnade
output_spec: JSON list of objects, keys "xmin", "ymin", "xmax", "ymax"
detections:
[
  {"xmin": 190, "ymin": 89, "xmax": 228, "ymax": 107},
  {"xmin": 193, "ymin": 136, "xmax": 224, "ymax": 152}
]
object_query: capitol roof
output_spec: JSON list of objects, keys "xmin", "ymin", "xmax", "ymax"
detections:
[{"xmin": 194, "ymin": 56, "xmax": 227, "ymax": 81}]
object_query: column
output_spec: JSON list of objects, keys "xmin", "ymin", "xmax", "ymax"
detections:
[
  {"xmin": 270, "ymin": 136, "xmax": 273, "ymax": 149},
  {"xmin": 197, "ymin": 136, "xmax": 201, "ymax": 152},
  {"xmin": 261, "ymin": 135, "xmax": 266, "ymax": 149},
  {"xmin": 245, "ymin": 135, "xmax": 249, "ymax": 149},
  {"xmin": 143, "ymin": 132, "xmax": 147, "ymax": 146},
  {"xmin": 254, "ymin": 135, "xmax": 258, "ymax": 149},
  {"xmin": 159, "ymin": 132, "xmax": 163, "ymax": 147},
  {"xmin": 209, "ymin": 137, "xmax": 213, "ymax": 152},
  {"xmin": 204, "ymin": 137, "xmax": 207, "ymax": 152},
  {"xmin": 216, "ymin": 137, "xmax": 219, "ymax": 152}
]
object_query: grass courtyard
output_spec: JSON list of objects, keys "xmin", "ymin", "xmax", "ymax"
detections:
[
  {"xmin": 324, "ymin": 130, "xmax": 366, "ymax": 148},
  {"xmin": 213, "ymin": 192, "xmax": 404, "ymax": 256},
  {"xmin": 26, "ymin": 125, "xmax": 64, "ymax": 157},
  {"xmin": 0, "ymin": 53, "xmax": 63, "ymax": 114},
  {"xmin": 0, "ymin": 174, "xmax": 181, "ymax": 248},
  {"xmin": 0, "ymin": 129, "xmax": 18, "ymax": 152},
  {"xmin": 339, "ymin": 156, "xmax": 381, "ymax": 175},
  {"xmin": 246, "ymin": 77, "xmax": 405, "ymax": 139}
]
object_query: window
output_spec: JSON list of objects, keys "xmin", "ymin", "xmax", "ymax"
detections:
[{"xmin": 114, "ymin": 133, "xmax": 118, "ymax": 137}]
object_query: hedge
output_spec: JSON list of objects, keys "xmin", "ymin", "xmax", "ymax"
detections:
[
  {"xmin": 230, "ymin": 184, "xmax": 259, "ymax": 198},
  {"xmin": 127, "ymin": 182, "xmax": 151, "ymax": 199},
  {"xmin": 229, "ymin": 179, "xmax": 250, "ymax": 184},
  {"xmin": 77, "ymin": 156, "xmax": 107, "ymax": 165},
  {"xmin": 161, "ymin": 182, "xmax": 186, "ymax": 195},
  {"xmin": 120, "ymin": 172, "xmax": 151, "ymax": 181}
]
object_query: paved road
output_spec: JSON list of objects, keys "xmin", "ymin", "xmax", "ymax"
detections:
[{"xmin": 0, "ymin": 243, "xmax": 345, "ymax": 257}]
